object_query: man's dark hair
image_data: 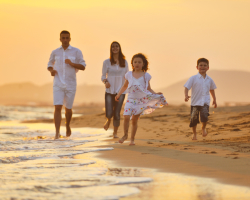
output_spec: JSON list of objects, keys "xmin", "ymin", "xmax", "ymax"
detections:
[
  {"xmin": 197, "ymin": 58, "xmax": 209, "ymax": 65},
  {"xmin": 60, "ymin": 30, "xmax": 70, "ymax": 37}
]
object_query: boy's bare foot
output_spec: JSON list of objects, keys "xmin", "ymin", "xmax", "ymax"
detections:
[
  {"xmin": 104, "ymin": 120, "xmax": 111, "ymax": 131},
  {"xmin": 119, "ymin": 135, "xmax": 128, "ymax": 143},
  {"xmin": 66, "ymin": 125, "xmax": 71, "ymax": 137},
  {"xmin": 202, "ymin": 128, "xmax": 208, "ymax": 137},
  {"xmin": 129, "ymin": 141, "xmax": 135, "ymax": 146},
  {"xmin": 191, "ymin": 134, "xmax": 197, "ymax": 140}
]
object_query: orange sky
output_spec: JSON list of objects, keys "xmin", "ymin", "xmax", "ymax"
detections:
[{"xmin": 0, "ymin": 0, "xmax": 250, "ymax": 89}]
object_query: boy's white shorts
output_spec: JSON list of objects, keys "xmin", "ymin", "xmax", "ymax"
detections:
[{"xmin": 53, "ymin": 86, "xmax": 76, "ymax": 109}]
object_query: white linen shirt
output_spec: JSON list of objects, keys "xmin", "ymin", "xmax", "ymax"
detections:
[
  {"xmin": 184, "ymin": 73, "xmax": 217, "ymax": 106},
  {"xmin": 47, "ymin": 45, "xmax": 86, "ymax": 91},
  {"xmin": 101, "ymin": 59, "xmax": 129, "ymax": 94}
]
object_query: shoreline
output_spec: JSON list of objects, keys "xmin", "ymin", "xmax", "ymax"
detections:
[{"xmin": 24, "ymin": 105, "xmax": 250, "ymax": 188}]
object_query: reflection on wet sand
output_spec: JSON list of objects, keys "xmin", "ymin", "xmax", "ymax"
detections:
[{"xmin": 1, "ymin": 121, "xmax": 250, "ymax": 199}]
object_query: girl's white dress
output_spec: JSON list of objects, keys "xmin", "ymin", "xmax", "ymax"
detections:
[{"xmin": 123, "ymin": 71, "xmax": 167, "ymax": 116}]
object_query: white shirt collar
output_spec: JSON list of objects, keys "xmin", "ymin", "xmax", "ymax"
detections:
[
  {"xmin": 59, "ymin": 45, "xmax": 72, "ymax": 50},
  {"xmin": 197, "ymin": 72, "xmax": 208, "ymax": 79}
]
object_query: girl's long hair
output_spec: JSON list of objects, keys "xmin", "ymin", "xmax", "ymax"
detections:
[
  {"xmin": 110, "ymin": 41, "xmax": 126, "ymax": 67},
  {"xmin": 131, "ymin": 53, "xmax": 149, "ymax": 72}
]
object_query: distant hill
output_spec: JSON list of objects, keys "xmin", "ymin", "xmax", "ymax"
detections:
[
  {"xmin": 159, "ymin": 70, "xmax": 250, "ymax": 106},
  {"xmin": 1, "ymin": 70, "xmax": 250, "ymax": 106}
]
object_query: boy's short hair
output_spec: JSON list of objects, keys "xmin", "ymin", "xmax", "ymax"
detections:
[
  {"xmin": 60, "ymin": 30, "xmax": 70, "ymax": 36},
  {"xmin": 197, "ymin": 58, "xmax": 209, "ymax": 65}
]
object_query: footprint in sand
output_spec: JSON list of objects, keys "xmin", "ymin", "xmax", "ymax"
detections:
[
  {"xmin": 141, "ymin": 153, "xmax": 150, "ymax": 154},
  {"xmin": 230, "ymin": 128, "xmax": 241, "ymax": 132},
  {"xmin": 147, "ymin": 141, "xmax": 153, "ymax": 144}
]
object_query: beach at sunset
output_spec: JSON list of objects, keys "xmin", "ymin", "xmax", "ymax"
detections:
[
  {"xmin": 1, "ymin": 104, "xmax": 250, "ymax": 199},
  {"xmin": 1, "ymin": 0, "xmax": 250, "ymax": 199}
]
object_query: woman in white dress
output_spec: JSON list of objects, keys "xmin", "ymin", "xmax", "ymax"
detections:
[{"xmin": 101, "ymin": 41, "xmax": 129, "ymax": 138}]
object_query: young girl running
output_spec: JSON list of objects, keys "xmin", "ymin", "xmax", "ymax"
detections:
[{"xmin": 115, "ymin": 53, "xmax": 168, "ymax": 145}]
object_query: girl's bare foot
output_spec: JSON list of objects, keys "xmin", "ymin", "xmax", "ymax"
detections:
[
  {"xmin": 202, "ymin": 128, "xmax": 208, "ymax": 137},
  {"xmin": 191, "ymin": 134, "xmax": 197, "ymax": 140},
  {"xmin": 129, "ymin": 141, "xmax": 135, "ymax": 146},
  {"xmin": 119, "ymin": 135, "xmax": 128, "ymax": 143},
  {"xmin": 104, "ymin": 120, "xmax": 111, "ymax": 131}
]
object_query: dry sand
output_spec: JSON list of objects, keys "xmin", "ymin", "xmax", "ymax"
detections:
[{"xmin": 27, "ymin": 104, "xmax": 250, "ymax": 188}]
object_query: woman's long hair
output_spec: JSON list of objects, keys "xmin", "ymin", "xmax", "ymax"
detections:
[{"xmin": 110, "ymin": 41, "xmax": 126, "ymax": 67}]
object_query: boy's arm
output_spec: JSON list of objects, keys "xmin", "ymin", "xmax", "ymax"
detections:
[
  {"xmin": 184, "ymin": 87, "xmax": 190, "ymax": 102},
  {"xmin": 210, "ymin": 90, "xmax": 217, "ymax": 108}
]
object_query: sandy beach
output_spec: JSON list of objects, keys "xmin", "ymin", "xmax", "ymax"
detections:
[
  {"xmin": 27, "ymin": 104, "xmax": 250, "ymax": 189},
  {"xmin": 0, "ymin": 104, "xmax": 249, "ymax": 199}
]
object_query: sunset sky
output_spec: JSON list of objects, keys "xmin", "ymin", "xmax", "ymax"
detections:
[{"xmin": 1, "ymin": 0, "xmax": 250, "ymax": 89}]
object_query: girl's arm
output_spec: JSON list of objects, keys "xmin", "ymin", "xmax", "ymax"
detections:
[
  {"xmin": 147, "ymin": 81, "xmax": 162, "ymax": 94},
  {"xmin": 210, "ymin": 90, "xmax": 217, "ymax": 108},
  {"xmin": 115, "ymin": 80, "xmax": 129, "ymax": 101}
]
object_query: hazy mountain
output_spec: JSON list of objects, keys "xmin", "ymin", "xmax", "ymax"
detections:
[
  {"xmin": 159, "ymin": 70, "xmax": 250, "ymax": 106},
  {"xmin": 0, "ymin": 70, "xmax": 250, "ymax": 106}
]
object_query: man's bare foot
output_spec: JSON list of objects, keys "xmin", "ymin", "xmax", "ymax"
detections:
[
  {"xmin": 54, "ymin": 134, "xmax": 60, "ymax": 140},
  {"xmin": 104, "ymin": 119, "xmax": 111, "ymax": 131},
  {"xmin": 119, "ymin": 135, "xmax": 128, "ymax": 143},
  {"xmin": 66, "ymin": 126, "xmax": 71, "ymax": 137},
  {"xmin": 191, "ymin": 134, "xmax": 197, "ymax": 140},
  {"xmin": 202, "ymin": 128, "xmax": 208, "ymax": 137},
  {"xmin": 129, "ymin": 141, "xmax": 135, "ymax": 145}
]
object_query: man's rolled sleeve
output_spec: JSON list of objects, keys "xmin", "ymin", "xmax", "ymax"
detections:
[
  {"xmin": 76, "ymin": 49, "xmax": 86, "ymax": 67},
  {"xmin": 47, "ymin": 51, "xmax": 55, "ymax": 70}
]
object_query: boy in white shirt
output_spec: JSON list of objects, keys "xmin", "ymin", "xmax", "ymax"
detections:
[{"xmin": 184, "ymin": 58, "xmax": 217, "ymax": 140}]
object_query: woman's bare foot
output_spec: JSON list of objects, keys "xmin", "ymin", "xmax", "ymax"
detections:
[
  {"xmin": 119, "ymin": 135, "xmax": 128, "ymax": 143},
  {"xmin": 129, "ymin": 141, "xmax": 135, "ymax": 146},
  {"xmin": 202, "ymin": 128, "xmax": 208, "ymax": 137},
  {"xmin": 66, "ymin": 125, "xmax": 71, "ymax": 137},
  {"xmin": 104, "ymin": 119, "xmax": 111, "ymax": 131},
  {"xmin": 191, "ymin": 134, "xmax": 197, "ymax": 140}
]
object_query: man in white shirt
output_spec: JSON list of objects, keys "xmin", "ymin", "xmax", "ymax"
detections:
[
  {"xmin": 184, "ymin": 58, "xmax": 217, "ymax": 140},
  {"xmin": 47, "ymin": 30, "xmax": 86, "ymax": 139}
]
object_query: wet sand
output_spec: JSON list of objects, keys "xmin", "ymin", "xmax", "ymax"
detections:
[{"xmin": 28, "ymin": 104, "xmax": 250, "ymax": 189}]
